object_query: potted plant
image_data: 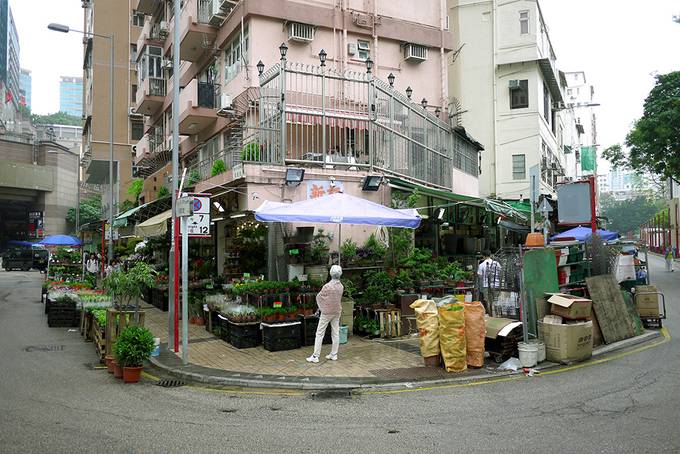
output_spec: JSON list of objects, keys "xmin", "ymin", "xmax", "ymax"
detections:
[
  {"xmin": 286, "ymin": 305, "xmax": 298, "ymax": 321},
  {"xmin": 211, "ymin": 159, "xmax": 227, "ymax": 177},
  {"xmin": 366, "ymin": 319, "xmax": 380, "ymax": 337},
  {"xmin": 102, "ymin": 262, "xmax": 156, "ymax": 317},
  {"xmin": 113, "ymin": 326, "xmax": 156, "ymax": 384},
  {"xmin": 260, "ymin": 307, "xmax": 277, "ymax": 322},
  {"xmin": 340, "ymin": 239, "xmax": 358, "ymax": 266}
]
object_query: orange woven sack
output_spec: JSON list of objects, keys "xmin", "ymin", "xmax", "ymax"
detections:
[
  {"xmin": 464, "ymin": 301, "xmax": 486, "ymax": 367},
  {"xmin": 437, "ymin": 303, "xmax": 467, "ymax": 372}
]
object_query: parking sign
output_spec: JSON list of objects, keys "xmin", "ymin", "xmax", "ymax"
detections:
[{"xmin": 185, "ymin": 194, "xmax": 211, "ymax": 237}]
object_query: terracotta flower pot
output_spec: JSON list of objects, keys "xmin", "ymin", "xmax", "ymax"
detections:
[
  {"xmin": 105, "ymin": 355, "xmax": 115, "ymax": 374},
  {"xmin": 113, "ymin": 360, "xmax": 123, "ymax": 379},
  {"xmin": 195, "ymin": 317, "xmax": 205, "ymax": 326},
  {"xmin": 123, "ymin": 366, "xmax": 143, "ymax": 383}
]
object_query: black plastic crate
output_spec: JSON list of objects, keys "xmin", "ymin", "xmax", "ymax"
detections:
[
  {"xmin": 300, "ymin": 316, "xmax": 332, "ymax": 346},
  {"xmin": 227, "ymin": 321, "xmax": 261, "ymax": 349},
  {"xmin": 219, "ymin": 315, "xmax": 231, "ymax": 343},
  {"xmin": 262, "ymin": 322, "xmax": 302, "ymax": 352}
]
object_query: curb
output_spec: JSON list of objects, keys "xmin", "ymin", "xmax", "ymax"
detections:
[{"xmin": 148, "ymin": 329, "xmax": 664, "ymax": 391}]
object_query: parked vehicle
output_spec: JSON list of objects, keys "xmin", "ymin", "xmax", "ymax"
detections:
[
  {"xmin": 32, "ymin": 249, "xmax": 49, "ymax": 272},
  {"xmin": 3, "ymin": 248, "xmax": 33, "ymax": 271}
]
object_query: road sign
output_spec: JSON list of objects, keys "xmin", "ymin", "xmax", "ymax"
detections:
[
  {"xmin": 176, "ymin": 197, "xmax": 193, "ymax": 218},
  {"xmin": 186, "ymin": 194, "xmax": 210, "ymax": 237}
]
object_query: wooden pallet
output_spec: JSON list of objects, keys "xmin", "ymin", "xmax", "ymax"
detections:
[
  {"xmin": 92, "ymin": 318, "xmax": 106, "ymax": 361},
  {"xmin": 375, "ymin": 309, "xmax": 401, "ymax": 338}
]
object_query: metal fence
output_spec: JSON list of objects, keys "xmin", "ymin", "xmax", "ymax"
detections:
[{"xmin": 242, "ymin": 60, "xmax": 479, "ymax": 190}]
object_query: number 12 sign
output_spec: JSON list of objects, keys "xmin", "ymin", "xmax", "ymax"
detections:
[{"xmin": 185, "ymin": 194, "xmax": 211, "ymax": 238}]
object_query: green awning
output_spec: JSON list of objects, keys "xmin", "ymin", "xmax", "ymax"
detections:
[
  {"xmin": 504, "ymin": 200, "xmax": 533, "ymax": 215},
  {"xmin": 388, "ymin": 177, "xmax": 527, "ymax": 222},
  {"xmin": 113, "ymin": 196, "xmax": 172, "ymax": 227}
]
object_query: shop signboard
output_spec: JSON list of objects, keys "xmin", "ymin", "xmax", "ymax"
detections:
[
  {"xmin": 186, "ymin": 193, "xmax": 210, "ymax": 238},
  {"xmin": 306, "ymin": 180, "xmax": 345, "ymax": 199},
  {"xmin": 27, "ymin": 211, "xmax": 44, "ymax": 238},
  {"xmin": 104, "ymin": 223, "xmax": 119, "ymax": 240}
]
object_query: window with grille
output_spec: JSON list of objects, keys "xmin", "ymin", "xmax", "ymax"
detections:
[
  {"xmin": 131, "ymin": 121, "xmax": 144, "ymax": 141},
  {"xmin": 512, "ymin": 154, "xmax": 526, "ymax": 180},
  {"xmin": 132, "ymin": 10, "xmax": 145, "ymax": 27},
  {"xmin": 357, "ymin": 40, "xmax": 370, "ymax": 60}
]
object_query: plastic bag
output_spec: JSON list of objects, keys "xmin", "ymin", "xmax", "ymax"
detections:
[
  {"xmin": 464, "ymin": 301, "xmax": 486, "ymax": 367},
  {"xmin": 409, "ymin": 299, "xmax": 440, "ymax": 358},
  {"xmin": 437, "ymin": 303, "xmax": 467, "ymax": 372}
]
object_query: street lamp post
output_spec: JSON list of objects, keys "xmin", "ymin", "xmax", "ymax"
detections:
[{"xmin": 48, "ymin": 23, "xmax": 114, "ymax": 263}]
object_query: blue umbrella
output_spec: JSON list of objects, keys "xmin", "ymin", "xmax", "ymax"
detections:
[
  {"xmin": 38, "ymin": 235, "xmax": 83, "ymax": 247},
  {"xmin": 550, "ymin": 226, "xmax": 619, "ymax": 242}
]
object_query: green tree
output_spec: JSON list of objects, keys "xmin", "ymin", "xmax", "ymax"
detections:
[
  {"xmin": 67, "ymin": 196, "xmax": 102, "ymax": 225},
  {"xmin": 31, "ymin": 111, "xmax": 82, "ymax": 126},
  {"xmin": 127, "ymin": 179, "xmax": 144, "ymax": 203},
  {"xmin": 157, "ymin": 186, "xmax": 170, "ymax": 198},
  {"xmin": 599, "ymin": 193, "xmax": 665, "ymax": 235},
  {"xmin": 602, "ymin": 72, "xmax": 680, "ymax": 179}
]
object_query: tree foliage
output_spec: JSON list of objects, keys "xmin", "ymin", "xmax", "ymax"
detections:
[
  {"xmin": 603, "ymin": 72, "xmax": 680, "ymax": 179},
  {"xmin": 32, "ymin": 111, "xmax": 82, "ymax": 126},
  {"xmin": 67, "ymin": 196, "xmax": 102, "ymax": 226},
  {"xmin": 599, "ymin": 193, "xmax": 665, "ymax": 235},
  {"xmin": 127, "ymin": 179, "xmax": 144, "ymax": 202}
]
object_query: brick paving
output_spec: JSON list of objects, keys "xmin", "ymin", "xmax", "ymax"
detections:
[{"xmin": 142, "ymin": 303, "xmax": 428, "ymax": 378}]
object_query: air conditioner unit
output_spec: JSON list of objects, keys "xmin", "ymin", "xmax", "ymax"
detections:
[
  {"xmin": 165, "ymin": 136, "xmax": 173, "ymax": 151},
  {"xmin": 159, "ymin": 21, "xmax": 169, "ymax": 37},
  {"xmin": 347, "ymin": 43, "xmax": 357, "ymax": 56},
  {"xmin": 129, "ymin": 107, "xmax": 142, "ymax": 118},
  {"xmin": 288, "ymin": 22, "xmax": 314, "ymax": 43},
  {"xmin": 162, "ymin": 59, "xmax": 173, "ymax": 69},
  {"xmin": 509, "ymin": 79, "xmax": 521, "ymax": 90},
  {"xmin": 217, "ymin": 93, "xmax": 233, "ymax": 117},
  {"xmin": 209, "ymin": 3, "xmax": 226, "ymax": 26},
  {"xmin": 220, "ymin": 0, "xmax": 238, "ymax": 11},
  {"xmin": 81, "ymin": 0, "xmax": 91, "ymax": 8},
  {"xmin": 403, "ymin": 43, "xmax": 428, "ymax": 62}
]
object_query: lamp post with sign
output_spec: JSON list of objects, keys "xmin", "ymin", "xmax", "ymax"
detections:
[{"xmin": 176, "ymin": 195, "xmax": 193, "ymax": 365}]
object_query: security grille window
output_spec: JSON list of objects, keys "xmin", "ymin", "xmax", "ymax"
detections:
[
  {"xmin": 132, "ymin": 10, "xmax": 145, "ymax": 27},
  {"xmin": 131, "ymin": 121, "xmax": 144, "ymax": 141},
  {"xmin": 510, "ymin": 79, "xmax": 528, "ymax": 109},
  {"xmin": 224, "ymin": 24, "xmax": 249, "ymax": 85},
  {"xmin": 131, "ymin": 84, "xmax": 137, "ymax": 102},
  {"xmin": 543, "ymin": 82, "xmax": 550, "ymax": 123},
  {"xmin": 512, "ymin": 154, "xmax": 526, "ymax": 180},
  {"xmin": 519, "ymin": 10, "xmax": 529, "ymax": 34}
]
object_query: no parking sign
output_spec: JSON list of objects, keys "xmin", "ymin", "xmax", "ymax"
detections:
[{"xmin": 184, "ymin": 193, "xmax": 210, "ymax": 238}]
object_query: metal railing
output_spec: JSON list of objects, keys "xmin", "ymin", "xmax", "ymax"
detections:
[{"xmin": 148, "ymin": 77, "xmax": 166, "ymax": 97}]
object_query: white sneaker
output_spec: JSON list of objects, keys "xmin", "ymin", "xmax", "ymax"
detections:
[
  {"xmin": 306, "ymin": 355, "xmax": 319, "ymax": 363},
  {"xmin": 325, "ymin": 354, "xmax": 338, "ymax": 361}
]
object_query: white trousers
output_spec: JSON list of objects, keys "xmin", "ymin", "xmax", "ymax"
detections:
[{"xmin": 313, "ymin": 312, "xmax": 340, "ymax": 358}]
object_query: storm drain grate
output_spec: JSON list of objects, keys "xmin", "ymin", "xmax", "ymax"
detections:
[
  {"xmin": 156, "ymin": 379, "xmax": 185, "ymax": 388},
  {"xmin": 25, "ymin": 345, "xmax": 64, "ymax": 352}
]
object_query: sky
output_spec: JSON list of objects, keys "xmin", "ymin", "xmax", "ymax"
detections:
[{"xmin": 10, "ymin": 0, "xmax": 680, "ymax": 170}]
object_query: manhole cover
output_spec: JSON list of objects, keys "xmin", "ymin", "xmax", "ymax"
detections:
[
  {"xmin": 25, "ymin": 345, "xmax": 64, "ymax": 352},
  {"xmin": 310, "ymin": 390, "xmax": 354, "ymax": 400},
  {"xmin": 156, "ymin": 379, "xmax": 185, "ymax": 388}
]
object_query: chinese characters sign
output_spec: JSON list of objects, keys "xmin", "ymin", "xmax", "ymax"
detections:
[{"xmin": 306, "ymin": 180, "xmax": 345, "ymax": 199}]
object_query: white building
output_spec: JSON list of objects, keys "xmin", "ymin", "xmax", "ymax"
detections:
[
  {"xmin": 448, "ymin": 0, "xmax": 572, "ymax": 200},
  {"xmin": 563, "ymin": 71, "xmax": 598, "ymax": 180}
]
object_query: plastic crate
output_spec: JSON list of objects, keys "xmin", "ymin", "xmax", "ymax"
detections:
[
  {"xmin": 227, "ymin": 321, "xmax": 261, "ymax": 349},
  {"xmin": 300, "ymin": 316, "xmax": 332, "ymax": 346},
  {"xmin": 262, "ymin": 322, "xmax": 302, "ymax": 352},
  {"xmin": 218, "ymin": 315, "xmax": 231, "ymax": 343}
]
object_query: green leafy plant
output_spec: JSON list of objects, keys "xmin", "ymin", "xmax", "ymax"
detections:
[
  {"xmin": 187, "ymin": 169, "xmax": 202, "ymax": 187},
  {"xmin": 157, "ymin": 186, "xmax": 170, "ymax": 198},
  {"xmin": 102, "ymin": 262, "xmax": 156, "ymax": 313},
  {"xmin": 394, "ymin": 269, "xmax": 414, "ymax": 292},
  {"xmin": 113, "ymin": 326, "xmax": 155, "ymax": 367},
  {"xmin": 211, "ymin": 159, "xmax": 227, "ymax": 177},
  {"xmin": 241, "ymin": 142, "xmax": 260, "ymax": 161},
  {"xmin": 308, "ymin": 229, "xmax": 331, "ymax": 265},
  {"xmin": 364, "ymin": 233, "xmax": 387, "ymax": 262},
  {"xmin": 341, "ymin": 278, "xmax": 356, "ymax": 300},
  {"xmin": 127, "ymin": 179, "xmax": 144, "ymax": 203},
  {"xmin": 340, "ymin": 239, "xmax": 358, "ymax": 264},
  {"xmin": 362, "ymin": 271, "xmax": 395, "ymax": 305}
]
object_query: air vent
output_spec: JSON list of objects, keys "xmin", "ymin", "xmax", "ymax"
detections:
[{"xmin": 288, "ymin": 22, "xmax": 314, "ymax": 43}]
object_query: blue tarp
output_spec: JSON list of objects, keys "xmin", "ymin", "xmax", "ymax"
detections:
[
  {"xmin": 254, "ymin": 193, "xmax": 421, "ymax": 228},
  {"xmin": 551, "ymin": 226, "xmax": 619, "ymax": 242},
  {"xmin": 38, "ymin": 235, "xmax": 83, "ymax": 247},
  {"xmin": 7, "ymin": 240, "xmax": 34, "ymax": 247}
]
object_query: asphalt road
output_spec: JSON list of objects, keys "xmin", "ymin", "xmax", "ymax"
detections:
[{"xmin": 0, "ymin": 256, "xmax": 678, "ymax": 454}]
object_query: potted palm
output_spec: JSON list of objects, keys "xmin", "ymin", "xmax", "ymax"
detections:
[{"xmin": 113, "ymin": 326, "xmax": 156, "ymax": 384}]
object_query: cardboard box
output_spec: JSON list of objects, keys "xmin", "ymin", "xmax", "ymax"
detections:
[
  {"xmin": 634, "ymin": 285, "xmax": 659, "ymax": 317},
  {"xmin": 538, "ymin": 320, "xmax": 593, "ymax": 363},
  {"xmin": 548, "ymin": 293, "xmax": 592, "ymax": 320}
]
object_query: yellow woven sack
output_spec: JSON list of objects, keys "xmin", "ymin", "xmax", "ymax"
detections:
[
  {"xmin": 464, "ymin": 301, "xmax": 486, "ymax": 367},
  {"xmin": 438, "ymin": 303, "xmax": 467, "ymax": 372},
  {"xmin": 409, "ymin": 299, "xmax": 440, "ymax": 358}
]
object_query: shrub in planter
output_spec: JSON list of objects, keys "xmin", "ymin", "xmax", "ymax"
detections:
[
  {"xmin": 211, "ymin": 159, "xmax": 227, "ymax": 177},
  {"xmin": 113, "ymin": 326, "xmax": 155, "ymax": 384},
  {"xmin": 241, "ymin": 142, "xmax": 260, "ymax": 162}
]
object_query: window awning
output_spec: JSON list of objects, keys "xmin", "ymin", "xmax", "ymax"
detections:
[
  {"xmin": 134, "ymin": 209, "xmax": 172, "ymax": 238},
  {"xmin": 389, "ymin": 177, "xmax": 527, "ymax": 222},
  {"xmin": 113, "ymin": 196, "xmax": 172, "ymax": 227}
]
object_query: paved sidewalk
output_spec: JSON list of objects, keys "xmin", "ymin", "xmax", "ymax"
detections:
[{"xmin": 142, "ymin": 303, "xmax": 664, "ymax": 390}]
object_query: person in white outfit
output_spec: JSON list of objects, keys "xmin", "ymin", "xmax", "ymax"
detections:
[{"xmin": 306, "ymin": 265, "xmax": 344, "ymax": 363}]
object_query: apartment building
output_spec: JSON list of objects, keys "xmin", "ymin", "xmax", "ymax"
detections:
[
  {"xmin": 0, "ymin": 0, "xmax": 20, "ymax": 131},
  {"xmin": 132, "ymin": 0, "xmax": 484, "ymax": 203},
  {"xmin": 448, "ymin": 0, "xmax": 575, "ymax": 200},
  {"xmin": 561, "ymin": 70, "xmax": 598, "ymax": 180},
  {"xmin": 59, "ymin": 76, "xmax": 84, "ymax": 117},
  {"xmin": 81, "ymin": 0, "xmax": 142, "ymax": 220}
]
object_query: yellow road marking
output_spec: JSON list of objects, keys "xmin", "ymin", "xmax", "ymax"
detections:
[{"xmin": 140, "ymin": 328, "xmax": 671, "ymax": 397}]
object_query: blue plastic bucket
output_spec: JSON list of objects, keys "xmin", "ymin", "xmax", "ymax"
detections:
[{"xmin": 339, "ymin": 325, "xmax": 348, "ymax": 344}]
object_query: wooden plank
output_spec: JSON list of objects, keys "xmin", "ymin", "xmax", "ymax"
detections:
[{"xmin": 586, "ymin": 275, "xmax": 636, "ymax": 344}]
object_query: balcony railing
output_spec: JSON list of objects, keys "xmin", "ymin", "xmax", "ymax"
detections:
[{"xmin": 148, "ymin": 77, "xmax": 167, "ymax": 97}]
